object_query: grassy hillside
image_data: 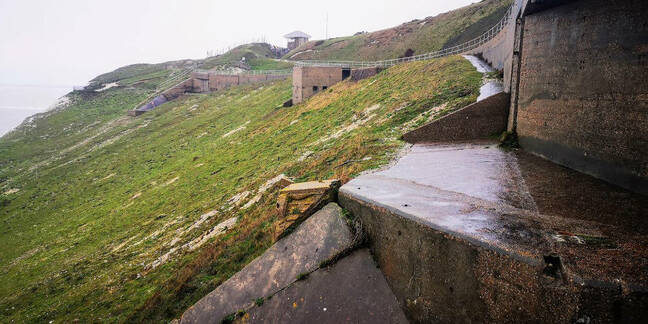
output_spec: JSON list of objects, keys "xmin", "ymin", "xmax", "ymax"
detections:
[
  {"xmin": 89, "ymin": 60, "xmax": 198, "ymax": 90},
  {"xmin": 199, "ymin": 43, "xmax": 293, "ymax": 71},
  {"xmin": 0, "ymin": 56, "xmax": 481, "ymax": 322},
  {"xmin": 284, "ymin": 0, "xmax": 511, "ymax": 61}
]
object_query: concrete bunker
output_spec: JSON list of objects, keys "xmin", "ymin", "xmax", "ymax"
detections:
[{"xmin": 292, "ymin": 66, "xmax": 381, "ymax": 104}]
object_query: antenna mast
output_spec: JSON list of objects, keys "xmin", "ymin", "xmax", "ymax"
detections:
[{"xmin": 326, "ymin": 12, "xmax": 329, "ymax": 40}]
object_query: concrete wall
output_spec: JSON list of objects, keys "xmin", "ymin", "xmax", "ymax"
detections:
[
  {"xmin": 191, "ymin": 72, "xmax": 210, "ymax": 93},
  {"xmin": 210, "ymin": 74, "xmax": 239, "ymax": 91},
  {"xmin": 161, "ymin": 79, "xmax": 193, "ymax": 100},
  {"xmin": 292, "ymin": 66, "xmax": 345, "ymax": 104},
  {"xmin": 130, "ymin": 72, "xmax": 288, "ymax": 116},
  {"xmin": 204, "ymin": 73, "xmax": 289, "ymax": 92},
  {"xmin": 467, "ymin": 0, "xmax": 523, "ymax": 92},
  {"xmin": 402, "ymin": 92, "xmax": 510, "ymax": 143},
  {"xmin": 514, "ymin": 0, "xmax": 648, "ymax": 194},
  {"xmin": 350, "ymin": 67, "xmax": 385, "ymax": 81},
  {"xmin": 339, "ymin": 192, "xmax": 648, "ymax": 323}
]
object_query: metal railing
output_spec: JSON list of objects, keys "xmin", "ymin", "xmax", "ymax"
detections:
[
  {"xmin": 293, "ymin": 5, "xmax": 514, "ymax": 68},
  {"xmin": 130, "ymin": 68, "xmax": 194, "ymax": 112},
  {"xmin": 193, "ymin": 69, "xmax": 292, "ymax": 75},
  {"xmin": 130, "ymin": 3, "xmax": 516, "ymax": 112},
  {"xmin": 154, "ymin": 68, "xmax": 194, "ymax": 91}
]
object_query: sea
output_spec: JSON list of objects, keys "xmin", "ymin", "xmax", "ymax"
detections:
[{"xmin": 0, "ymin": 85, "xmax": 72, "ymax": 137}]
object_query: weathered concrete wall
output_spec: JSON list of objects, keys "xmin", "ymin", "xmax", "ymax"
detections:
[
  {"xmin": 350, "ymin": 67, "xmax": 384, "ymax": 81},
  {"xmin": 130, "ymin": 72, "xmax": 288, "ymax": 116},
  {"xmin": 211, "ymin": 74, "xmax": 239, "ymax": 91},
  {"xmin": 203, "ymin": 73, "xmax": 289, "ymax": 92},
  {"xmin": 161, "ymin": 79, "xmax": 193, "ymax": 100},
  {"xmin": 467, "ymin": 0, "xmax": 524, "ymax": 92},
  {"xmin": 191, "ymin": 72, "xmax": 210, "ymax": 93},
  {"xmin": 292, "ymin": 66, "xmax": 345, "ymax": 104},
  {"xmin": 514, "ymin": 0, "xmax": 648, "ymax": 194},
  {"xmin": 402, "ymin": 92, "xmax": 510, "ymax": 143},
  {"xmin": 339, "ymin": 188, "xmax": 648, "ymax": 323}
]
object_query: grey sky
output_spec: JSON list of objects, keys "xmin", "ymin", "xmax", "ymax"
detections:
[{"xmin": 0, "ymin": 0, "xmax": 475, "ymax": 87}]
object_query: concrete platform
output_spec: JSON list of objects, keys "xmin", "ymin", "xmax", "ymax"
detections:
[
  {"xmin": 241, "ymin": 249, "xmax": 408, "ymax": 324},
  {"xmin": 339, "ymin": 142, "xmax": 648, "ymax": 323},
  {"xmin": 180, "ymin": 203, "xmax": 354, "ymax": 324}
]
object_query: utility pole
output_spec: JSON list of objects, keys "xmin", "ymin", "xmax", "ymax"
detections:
[{"xmin": 326, "ymin": 12, "xmax": 329, "ymax": 40}]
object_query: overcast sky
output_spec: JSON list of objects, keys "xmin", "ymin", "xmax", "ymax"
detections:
[{"xmin": 0, "ymin": 0, "xmax": 476, "ymax": 87}]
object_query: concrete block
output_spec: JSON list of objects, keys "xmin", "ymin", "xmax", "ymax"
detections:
[
  {"xmin": 242, "ymin": 249, "xmax": 408, "ymax": 324},
  {"xmin": 180, "ymin": 203, "xmax": 354, "ymax": 324},
  {"xmin": 274, "ymin": 180, "xmax": 340, "ymax": 240}
]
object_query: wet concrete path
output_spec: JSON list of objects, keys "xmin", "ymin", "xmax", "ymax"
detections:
[{"xmin": 340, "ymin": 142, "xmax": 648, "ymax": 286}]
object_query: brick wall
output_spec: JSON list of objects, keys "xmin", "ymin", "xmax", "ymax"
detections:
[
  {"xmin": 292, "ymin": 66, "xmax": 344, "ymax": 104},
  {"xmin": 515, "ymin": 0, "xmax": 648, "ymax": 194}
]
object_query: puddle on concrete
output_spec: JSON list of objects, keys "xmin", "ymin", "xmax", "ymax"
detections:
[{"xmin": 341, "ymin": 142, "xmax": 648, "ymax": 285}]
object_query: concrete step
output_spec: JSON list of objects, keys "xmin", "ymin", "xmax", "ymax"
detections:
[
  {"xmin": 241, "ymin": 249, "xmax": 408, "ymax": 323},
  {"xmin": 339, "ymin": 142, "xmax": 648, "ymax": 323},
  {"xmin": 180, "ymin": 203, "xmax": 356, "ymax": 323}
]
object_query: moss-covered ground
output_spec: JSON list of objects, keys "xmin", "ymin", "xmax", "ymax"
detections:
[{"xmin": 0, "ymin": 56, "xmax": 481, "ymax": 322}]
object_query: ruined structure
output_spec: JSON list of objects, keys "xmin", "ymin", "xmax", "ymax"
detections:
[
  {"xmin": 292, "ymin": 66, "xmax": 349, "ymax": 104},
  {"xmin": 274, "ymin": 179, "xmax": 340, "ymax": 240},
  {"xmin": 337, "ymin": 0, "xmax": 648, "ymax": 322},
  {"xmin": 128, "ymin": 70, "xmax": 289, "ymax": 116},
  {"xmin": 292, "ymin": 66, "xmax": 384, "ymax": 104},
  {"xmin": 284, "ymin": 31, "xmax": 311, "ymax": 50},
  {"xmin": 181, "ymin": 1, "xmax": 648, "ymax": 322},
  {"xmin": 189, "ymin": 70, "xmax": 289, "ymax": 93}
]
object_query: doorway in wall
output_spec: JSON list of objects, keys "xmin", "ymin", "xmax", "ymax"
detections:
[{"xmin": 342, "ymin": 68, "xmax": 351, "ymax": 79}]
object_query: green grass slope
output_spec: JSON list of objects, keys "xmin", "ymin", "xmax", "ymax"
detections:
[
  {"xmin": 0, "ymin": 56, "xmax": 481, "ymax": 322},
  {"xmin": 284, "ymin": 0, "xmax": 511, "ymax": 61},
  {"xmin": 199, "ymin": 43, "xmax": 293, "ymax": 71}
]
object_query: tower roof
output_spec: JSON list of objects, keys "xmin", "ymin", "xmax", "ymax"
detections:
[{"xmin": 284, "ymin": 31, "xmax": 311, "ymax": 39}]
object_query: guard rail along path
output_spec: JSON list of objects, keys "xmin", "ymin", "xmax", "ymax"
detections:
[
  {"xmin": 130, "ymin": 2, "xmax": 517, "ymax": 115},
  {"xmin": 293, "ymin": 4, "xmax": 516, "ymax": 68}
]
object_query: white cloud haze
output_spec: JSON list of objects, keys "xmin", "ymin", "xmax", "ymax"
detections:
[{"xmin": 0, "ymin": 0, "xmax": 476, "ymax": 86}]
